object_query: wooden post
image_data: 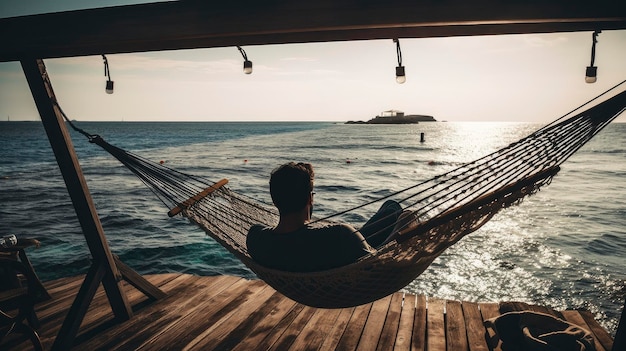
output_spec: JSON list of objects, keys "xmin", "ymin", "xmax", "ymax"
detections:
[
  {"xmin": 20, "ymin": 58, "xmax": 147, "ymax": 350},
  {"xmin": 614, "ymin": 297, "xmax": 626, "ymax": 351}
]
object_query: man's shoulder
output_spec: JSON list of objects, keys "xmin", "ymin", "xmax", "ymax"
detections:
[
  {"xmin": 248, "ymin": 224, "xmax": 271, "ymax": 233},
  {"xmin": 306, "ymin": 221, "xmax": 354, "ymax": 233},
  {"xmin": 246, "ymin": 225, "xmax": 273, "ymax": 245}
]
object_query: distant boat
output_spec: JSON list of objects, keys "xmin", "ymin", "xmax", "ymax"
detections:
[{"xmin": 346, "ymin": 110, "xmax": 436, "ymax": 124}]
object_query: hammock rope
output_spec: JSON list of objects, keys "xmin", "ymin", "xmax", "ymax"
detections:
[{"xmin": 58, "ymin": 83, "xmax": 626, "ymax": 308}]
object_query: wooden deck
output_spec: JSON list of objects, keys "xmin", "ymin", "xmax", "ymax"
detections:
[{"xmin": 5, "ymin": 273, "xmax": 615, "ymax": 351}]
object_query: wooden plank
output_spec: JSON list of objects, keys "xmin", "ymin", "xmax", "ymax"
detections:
[
  {"xmin": 376, "ymin": 293, "xmax": 404, "ymax": 351},
  {"xmin": 393, "ymin": 293, "xmax": 415, "ymax": 351},
  {"xmin": 478, "ymin": 302, "xmax": 502, "ymax": 351},
  {"xmin": 461, "ymin": 302, "xmax": 489, "ymax": 351},
  {"xmin": 11, "ymin": 275, "xmax": 196, "ymax": 351},
  {"xmin": 2, "ymin": 1, "xmax": 626, "ymax": 62},
  {"xmin": 499, "ymin": 301, "xmax": 529, "ymax": 314},
  {"xmin": 76, "ymin": 272, "xmax": 176, "ymax": 336},
  {"xmin": 60, "ymin": 274, "xmax": 206, "ymax": 350},
  {"xmin": 212, "ymin": 290, "xmax": 298, "ymax": 351},
  {"xmin": 579, "ymin": 310, "xmax": 614, "ymax": 351},
  {"xmin": 186, "ymin": 284, "xmax": 278, "ymax": 350},
  {"xmin": 426, "ymin": 298, "xmax": 446, "ymax": 351},
  {"xmin": 8, "ymin": 275, "xmax": 618, "ymax": 351},
  {"xmin": 43, "ymin": 276, "xmax": 84, "ymax": 292},
  {"xmin": 446, "ymin": 300, "xmax": 468, "ymax": 351},
  {"xmin": 13, "ymin": 274, "xmax": 216, "ymax": 350},
  {"xmin": 335, "ymin": 302, "xmax": 373, "ymax": 351},
  {"xmin": 234, "ymin": 302, "xmax": 307, "ymax": 351},
  {"xmin": 478, "ymin": 302, "xmax": 501, "ymax": 320},
  {"xmin": 268, "ymin": 305, "xmax": 317, "ymax": 351},
  {"xmin": 285, "ymin": 307, "xmax": 342, "ymax": 351},
  {"xmin": 318, "ymin": 307, "xmax": 356, "ymax": 351},
  {"xmin": 184, "ymin": 285, "xmax": 275, "ymax": 349},
  {"xmin": 412, "ymin": 294, "xmax": 427, "ymax": 351},
  {"xmin": 135, "ymin": 279, "xmax": 267, "ymax": 351},
  {"xmin": 40, "ymin": 273, "xmax": 180, "ymax": 339},
  {"xmin": 37, "ymin": 279, "xmax": 120, "ymax": 345},
  {"xmin": 36, "ymin": 278, "xmax": 85, "ymax": 318},
  {"xmin": 562, "ymin": 310, "xmax": 606, "ymax": 351},
  {"xmin": 87, "ymin": 275, "xmax": 240, "ymax": 351},
  {"xmin": 526, "ymin": 303, "xmax": 564, "ymax": 319},
  {"xmin": 228, "ymin": 294, "xmax": 300, "ymax": 351},
  {"xmin": 135, "ymin": 273, "xmax": 182, "ymax": 291},
  {"xmin": 70, "ymin": 278, "xmax": 171, "ymax": 342},
  {"xmin": 42, "ymin": 277, "xmax": 127, "ymax": 341},
  {"xmin": 133, "ymin": 273, "xmax": 184, "ymax": 301},
  {"xmin": 357, "ymin": 295, "xmax": 393, "ymax": 351}
]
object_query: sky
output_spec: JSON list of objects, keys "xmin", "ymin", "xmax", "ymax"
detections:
[{"xmin": 1, "ymin": 1, "xmax": 626, "ymax": 123}]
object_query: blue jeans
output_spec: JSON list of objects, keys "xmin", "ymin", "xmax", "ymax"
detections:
[{"xmin": 359, "ymin": 200, "xmax": 402, "ymax": 248}]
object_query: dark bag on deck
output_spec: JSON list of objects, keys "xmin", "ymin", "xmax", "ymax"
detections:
[{"xmin": 484, "ymin": 311, "xmax": 596, "ymax": 351}]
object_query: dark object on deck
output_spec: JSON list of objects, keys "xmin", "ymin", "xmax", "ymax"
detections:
[
  {"xmin": 0, "ymin": 239, "xmax": 49, "ymax": 351},
  {"xmin": 485, "ymin": 311, "xmax": 596, "ymax": 350}
]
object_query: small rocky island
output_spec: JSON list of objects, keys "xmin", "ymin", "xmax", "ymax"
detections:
[{"xmin": 346, "ymin": 110, "xmax": 436, "ymax": 124}]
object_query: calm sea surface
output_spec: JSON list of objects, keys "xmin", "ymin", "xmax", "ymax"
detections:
[{"xmin": 1, "ymin": 120, "xmax": 624, "ymax": 334}]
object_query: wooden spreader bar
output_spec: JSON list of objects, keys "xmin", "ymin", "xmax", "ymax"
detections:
[{"xmin": 168, "ymin": 179, "xmax": 229, "ymax": 217}]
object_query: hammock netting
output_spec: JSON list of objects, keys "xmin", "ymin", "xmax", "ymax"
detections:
[{"xmin": 74, "ymin": 87, "xmax": 626, "ymax": 308}]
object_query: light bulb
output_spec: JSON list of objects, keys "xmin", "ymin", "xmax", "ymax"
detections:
[
  {"xmin": 395, "ymin": 66, "xmax": 406, "ymax": 84},
  {"xmin": 243, "ymin": 60, "xmax": 253, "ymax": 74},
  {"xmin": 585, "ymin": 66, "xmax": 597, "ymax": 84},
  {"xmin": 105, "ymin": 80, "xmax": 114, "ymax": 94}
]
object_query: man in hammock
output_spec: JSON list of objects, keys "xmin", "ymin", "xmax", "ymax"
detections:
[{"xmin": 247, "ymin": 162, "xmax": 415, "ymax": 272}]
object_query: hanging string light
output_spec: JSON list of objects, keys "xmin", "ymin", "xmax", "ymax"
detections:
[
  {"xmin": 585, "ymin": 30, "xmax": 601, "ymax": 84},
  {"xmin": 102, "ymin": 54, "xmax": 114, "ymax": 94},
  {"xmin": 236, "ymin": 46, "xmax": 253, "ymax": 74},
  {"xmin": 393, "ymin": 39, "xmax": 406, "ymax": 84}
]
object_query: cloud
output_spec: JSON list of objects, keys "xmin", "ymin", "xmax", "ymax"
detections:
[
  {"xmin": 280, "ymin": 56, "xmax": 318, "ymax": 63},
  {"xmin": 523, "ymin": 35, "xmax": 569, "ymax": 48}
]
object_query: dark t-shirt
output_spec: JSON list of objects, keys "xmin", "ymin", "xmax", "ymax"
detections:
[{"xmin": 246, "ymin": 221, "xmax": 376, "ymax": 272}]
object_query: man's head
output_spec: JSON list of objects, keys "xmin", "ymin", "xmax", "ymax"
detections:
[{"xmin": 270, "ymin": 162, "xmax": 314, "ymax": 215}]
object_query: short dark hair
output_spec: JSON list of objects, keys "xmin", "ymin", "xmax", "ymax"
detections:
[{"xmin": 270, "ymin": 162, "xmax": 314, "ymax": 214}]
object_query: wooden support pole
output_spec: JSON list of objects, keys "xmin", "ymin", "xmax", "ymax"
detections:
[
  {"xmin": 20, "ymin": 58, "xmax": 134, "ymax": 350},
  {"xmin": 614, "ymin": 297, "xmax": 626, "ymax": 351},
  {"xmin": 52, "ymin": 261, "xmax": 106, "ymax": 351},
  {"xmin": 114, "ymin": 255, "xmax": 167, "ymax": 300}
]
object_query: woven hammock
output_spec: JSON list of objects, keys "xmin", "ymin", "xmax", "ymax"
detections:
[{"xmin": 66, "ymin": 86, "xmax": 626, "ymax": 308}]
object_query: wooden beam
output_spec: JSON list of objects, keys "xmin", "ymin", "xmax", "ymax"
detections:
[
  {"xmin": 51, "ymin": 261, "xmax": 106, "ymax": 351},
  {"xmin": 20, "ymin": 58, "xmax": 145, "ymax": 349},
  {"xmin": 114, "ymin": 255, "xmax": 167, "ymax": 300},
  {"xmin": 1, "ymin": 1, "xmax": 625, "ymax": 62},
  {"xmin": 614, "ymin": 297, "xmax": 626, "ymax": 351}
]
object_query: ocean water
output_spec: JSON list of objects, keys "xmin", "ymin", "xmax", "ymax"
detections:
[{"xmin": 0, "ymin": 120, "xmax": 624, "ymax": 335}]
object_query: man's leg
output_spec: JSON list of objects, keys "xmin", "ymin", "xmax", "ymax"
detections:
[{"xmin": 359, "ymin": 200, "xmax": 402, "ymax": 247}]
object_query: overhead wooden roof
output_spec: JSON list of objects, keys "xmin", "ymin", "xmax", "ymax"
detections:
[{"xmin": 1, "ymin": 0, "xmax": 626, "ymax": 62}]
